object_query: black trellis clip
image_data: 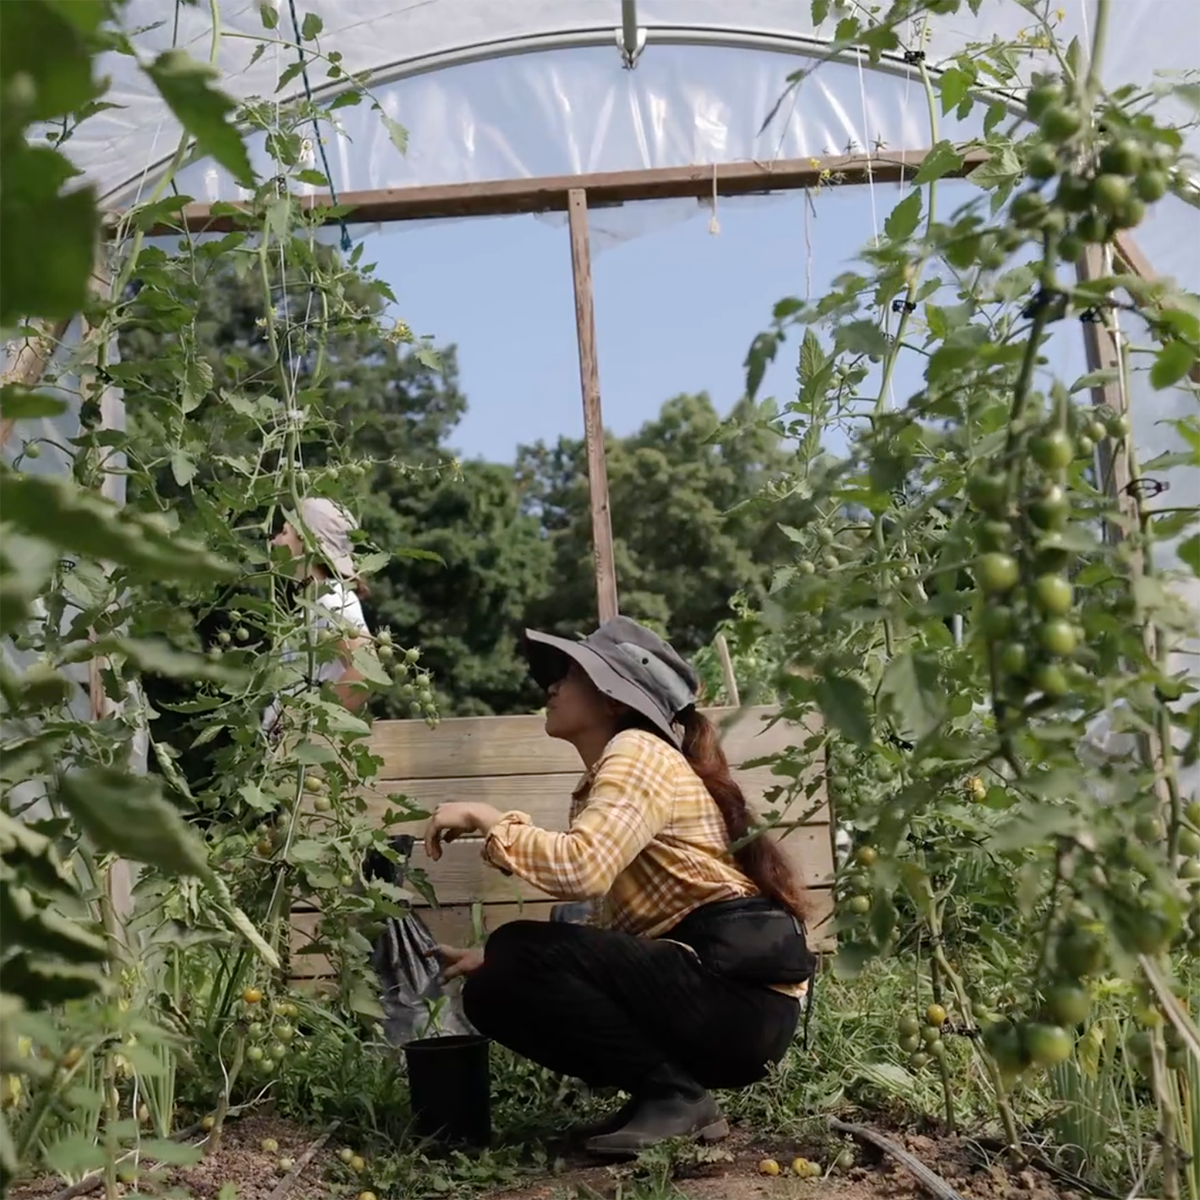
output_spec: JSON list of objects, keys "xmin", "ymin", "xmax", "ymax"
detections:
[
  {"xmin": 1125, "ymin": 478, "xmax": 1169, "ymax": 499},
  {"xmin": 1079, "ymin": 307, "xmax": 1104, "ymax": 324},
  {"xmin": 903, "ymin": 49, "xmax": 926, "ymax": 64},
  {"xmin": 892, "ymin": 299, "xmax": 917, "ymax": 314}
]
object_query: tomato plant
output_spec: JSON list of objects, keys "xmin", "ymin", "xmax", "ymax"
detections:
[{"xmin": 738, "ymin": 1, "xmax": 1199, "ymax": 1192}]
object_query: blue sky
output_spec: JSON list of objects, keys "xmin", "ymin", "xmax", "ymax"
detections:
[
  {"xmin": 367, "ymin": 187, "xmax": 876, "ymax": 462},
  {"xmin": 364, "ymin": 178, "xmax": 1089, "ymax": 464}
]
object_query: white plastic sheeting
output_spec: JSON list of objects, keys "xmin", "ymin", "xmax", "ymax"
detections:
[
  {"xmin": 80, "ymin": 1, "xmax": 1199, "ymax": 207},
  {"xmin": 7, "ymin": 0, "xmax": 1197, "ymax": 802}
]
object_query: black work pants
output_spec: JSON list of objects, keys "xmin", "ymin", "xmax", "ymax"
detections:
[{"xmin": 461, "ymin": 920, "xmax": 800, "ymax": 1094}]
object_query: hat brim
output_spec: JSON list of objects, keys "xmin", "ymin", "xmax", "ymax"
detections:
[{"xmin": 522, "ymin": 629, "xmax": 682, "ymax": 748}]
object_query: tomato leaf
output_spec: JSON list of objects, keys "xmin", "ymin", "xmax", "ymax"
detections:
[
  {"xmin": 145, "ymin": 49, "xmax": 254, "ymax": 187},
  {"xmin": 914, "ymin": 140, "xmax": 965, "ymax": 185},
  {"xmin": 58, "ymin": 768, "xmax": 210, "ymax": 876},
  {"xmin": 879, "ymin": 652, "xmax": 945, "ymax": 741},
  {"xmin": 884, "ymin": 191, "xmax": 923, "ymax": 242},
  {"xmin": 815, "ymin": 673, "xmax": 873, "ymax": 745},
  {"xmin": 1178, "ymin": 534, "xmax": 1200, "ymax": 577},
  {"xmin": 1150, "ymin": 339, "xmax": 1196, "ymax": 389}
]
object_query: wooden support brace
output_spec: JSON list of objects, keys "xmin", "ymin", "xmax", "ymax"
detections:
[
  {"xmin": 0, "ymin": 318, "xmax": 72, "ymax": 451},
  {"xmin": 1075, "ymin": 244, "xmax": 1171, "ymax": 817},
  {"xmin": 567, "ymin": 188, "xmax": 619, "ymax": 624}
]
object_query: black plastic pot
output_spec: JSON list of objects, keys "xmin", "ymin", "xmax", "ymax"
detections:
[{"xmin": 404, "ymin": 1034, "xmax": 491, "ymax": 1146}]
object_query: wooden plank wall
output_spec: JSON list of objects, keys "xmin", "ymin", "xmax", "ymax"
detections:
[{"xmin": 290, "ymin": 706, "xmax": 833, "ymax": 982}]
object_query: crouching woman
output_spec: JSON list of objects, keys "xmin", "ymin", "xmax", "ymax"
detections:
[{"xmin": 423, "ymin": 618, "xmax": 815, "ymax": 1157}]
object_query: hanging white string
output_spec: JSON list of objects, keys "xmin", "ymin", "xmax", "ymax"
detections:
[{"xmin": 855, "ymin": 49, "xmax": 880, "ymax": 246}]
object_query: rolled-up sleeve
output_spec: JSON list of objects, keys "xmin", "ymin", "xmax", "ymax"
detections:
[{"xmin": 481, "ymin": 733, "xmax": 675, "ymax": 900}]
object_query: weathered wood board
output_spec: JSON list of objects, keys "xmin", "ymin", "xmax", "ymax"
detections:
[{"xmin": 290, "ymin": 705, "xmax": 834, "ymax": 980}]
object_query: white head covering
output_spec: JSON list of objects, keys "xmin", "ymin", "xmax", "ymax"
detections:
[{"xmin": 296, "ymin": 497, "xmax": 357, "ymax": 579}]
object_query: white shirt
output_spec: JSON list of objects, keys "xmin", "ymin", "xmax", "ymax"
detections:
[{"xmin": 261, "ymin": 580, "xmax": 371, "ymax": 738}]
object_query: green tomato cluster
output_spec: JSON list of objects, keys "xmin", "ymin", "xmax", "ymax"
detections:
[
  {"xmin": 968, "ymin": 413, "xmax": 1122, "ymax": 706},
  {"xmin": 837, "ymin": 845, "xmax": 877, "ymax": 921},
  {"xmin": 245, "ymin": 1000, "xmax": 303, "ymax": 1075},
  {"xmin": 1014, "ymin": 77, "xmax": 1176, "ymax": 256}
]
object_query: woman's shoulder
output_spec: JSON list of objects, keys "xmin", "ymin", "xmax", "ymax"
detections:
[
  {"xmin": 602, "ymin": 728, "xmax": 689, "ymax": 774},
  {"xmin": 315, "ymin": 580, "xmax": 369, "ymax": 632}
]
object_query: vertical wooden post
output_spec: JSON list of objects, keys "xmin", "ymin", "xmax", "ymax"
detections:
[
  {"xmin": 81, "ymin": 250, "xmax": 136, "ymax": 927},
  {"xmin": 0, "ymin": 318, "xmax": 71, "ymax": 451},
  {"xmin": 714, "ymin": 634, "xmax": 740, "ymax": 707},
  {"xmin": 1075, "ymin": 245, "xmax": 1170, "ymax": 818},
  {"xmin": 1076, "ymin": 247, "xmax": 1136, "ymax": 547},
  {"xmin": 567, "ymin": 188, "xmax": 619, "ymax": 624}
]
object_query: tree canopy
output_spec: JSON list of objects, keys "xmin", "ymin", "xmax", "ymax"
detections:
[{"xmin": 122, "ymin": 248, "xmax": 801, "ymax": 726}]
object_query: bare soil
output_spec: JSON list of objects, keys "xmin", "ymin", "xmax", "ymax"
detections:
[
  {"xmin": 488, "ymin": 1129, "xmax": 1076, "ymax": 1200},
  {"xmin": 9, "ymin": 1116, "xmax": 1079, "ymax": 1200}
]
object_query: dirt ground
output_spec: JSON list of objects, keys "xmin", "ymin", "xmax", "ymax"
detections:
[
  {"xmin": 10, "ymin": 1114, "xmax": 1081, "ymax": 1200},
  {"xmin": 487, "ymin": 1128, "xmax": 1077, "ymax": 1200}
]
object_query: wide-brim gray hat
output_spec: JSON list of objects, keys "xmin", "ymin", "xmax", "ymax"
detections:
[
  {"xmin": 295, "ymin": 497, "xmax": 357, "ymax": 579},
  {"xmin": 523, "ymin": 617, "xmax": 700, "ymax": 748}
]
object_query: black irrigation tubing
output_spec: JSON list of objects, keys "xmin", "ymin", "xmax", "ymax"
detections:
[
  {"xmin": 972, "ymin": 1135, "xmax": 1123, "ymax": 1200},
  {"xmin": 829, "ymin": 1118, "xmax": 967, "ymax": 1200}
]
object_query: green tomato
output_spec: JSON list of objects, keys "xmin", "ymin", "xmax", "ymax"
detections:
[
  {"xmin": 1118, "ymin": 195, "xmax": 1148, "ymax": 228},
  {"xmin": 1033, "ymin": 574, "xmax": 1073, "ymax": 616},
  {"xmin": 1030, "ymin": 429, "xmax": 1074, "ymax": 471},
  {"xmin": 822, "ymin": 553, "xmax": 841, "ymax": 572},
  {"xmin": 998, "ymin": 642, "xmax": 1029, "ymax": 675},
  {"xmin": 1044, "ymin": 984, "xmax": 1090, "ymax": 1027},
  {"xmin": 846, "ymin": 895, "xmax": 871, "ymax": 915},
  {"xmin": 1040, "ymin": 105, "xmax": 1082, "ymax": 142},
  {"xmin": 1023, "ymin": 1023, "xmax": 1072, "ymax": 1068},
  {"xmin": 899, "ymin": 1034, "xmax": 921, "ymax": 1054},
  {"xmin": 1034, "ymin": 662, "xmax": 1069, "ymax": 698},
  {"xmin": 1134, "ymin": 814, "xmax": 1165, "ymax": 842},
  {"xmin": 1135, "ymin": 170, "xmax": 1168, "ymax": 203},
  {"xmin": 1033, "ymin": 533, "xmax": 1071, "ymax": 573},
  {"xmin": 975, "ymin": 553, "xmax": 1020, "ymax": 594},
  {"xmin": 966, "ymin": 472, "xmax": 1008, "ymax": 515},
  {"xmin": 1025, "ymin": 145, "xmax": 1059, "ymax": 181},
  {"xmin": 980, "ymin": 605, "xmax": 1014, "ymax": 639},
  {"xmin": 1091, "ymin": 174, "xmax": 1132, "ymax": 214},
  {"xmin": 1025, "ymin": 82, "xmax": 1065, "ymax": 122},
  {"xmin": 1099, "ymin": 139, "xmax": 1141, "ymax": 176},
  {"xmin": 978, "ymin": 520, "xmax": 1013, "ymax": 552},
  {"xmin": 1056, "ymin": 175, "xmax": 1092, "ymax": 213},
  {"xmin": 898, "ymin": 1014, "xmax": 921, "ymax": 1038},
  {"xmin": 1011, "ymin": 190, "xmax": 1048, "ymax": 229},
  {"xmin": 1029, "ymin": 485, "xmax": 1068, "ymax": 531},
  {"xmin": 1178, "ymin": 828, "xmax": 1200, "ymax": 856},
  {"xmin": 1076, "ymin": 212, "xmax": 1110, "ymax": 244}
]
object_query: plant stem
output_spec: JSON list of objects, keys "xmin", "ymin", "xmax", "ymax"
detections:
[
  {"xmin": 1084, "ymin": 0, "xmax": 1112, "ymax": 99},
  {"xmin": 207, "ymin": 1031, "xmax": 245, "ymax": 1157},
  {"xmin": 874, "ymin": 52, "xmax": 940, "ymax": 416}
]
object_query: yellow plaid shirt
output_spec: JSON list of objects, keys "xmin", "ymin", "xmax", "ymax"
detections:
[{"xmin": 481, "ymin": 728, "xmax": 804, "ymax": 996}]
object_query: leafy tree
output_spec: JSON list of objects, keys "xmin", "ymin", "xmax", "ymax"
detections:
[{"xmin": 517, "ymin": 391, "xmax": 805, "ymax": 652}]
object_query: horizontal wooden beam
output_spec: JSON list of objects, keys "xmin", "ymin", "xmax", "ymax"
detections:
[{"xmin": 126, "ymin": 148, "xmax": 989, "ymax": 237}]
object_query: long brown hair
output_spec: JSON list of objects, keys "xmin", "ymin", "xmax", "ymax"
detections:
[{"xmin": 677, "ymin": 708, "xmax": 810, "ymax": 922}]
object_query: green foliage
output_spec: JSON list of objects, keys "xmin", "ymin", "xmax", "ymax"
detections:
[{"xmin": 735, "ymin": 6, "xmax": 1200, "ymax": 1194}]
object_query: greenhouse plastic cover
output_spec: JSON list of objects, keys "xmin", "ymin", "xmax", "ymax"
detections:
[{"xmin": 7, "ymin": 0, "xmax": 1199, "ymax": 792}]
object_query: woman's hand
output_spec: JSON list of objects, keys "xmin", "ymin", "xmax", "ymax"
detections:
[
  {"xmin": 427, "ymin": 943, "xmax": 485, "ymax": 983},
  {"xmin": 423, "ymin": 801, "xmax": 502, "ymax": 861}
]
